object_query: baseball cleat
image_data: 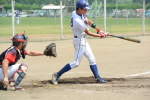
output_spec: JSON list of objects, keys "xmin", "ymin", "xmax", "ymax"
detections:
[
  {"xmin": 9, "ymin": 86, "xmax": 25, "ymax": 91},
  {"xmin": 0, "ymin": 83, "xmax": 7, "ymax": 90},
  {"xmin": 0, "ymin": 84, "xmax": 24, "ymax": 91},
  {"xmin": 96, "ymin": 78, "xmax": 107, "ymax": 83},
  {"xmin": 9, "ymin": 81, "xmax": 25, "ymax": 91},
  {"xmin": 52, "ymin": 73, "xmax": 60, "ymax": 84}
]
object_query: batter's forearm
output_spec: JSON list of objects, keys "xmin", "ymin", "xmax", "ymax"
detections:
[
  {"xmin": 85, "ymin": 30, "xmax": 100, "ymax": 37},
  {"xmin": 88, "ymin": 32, "xmax": 100, "ymax": 37}
]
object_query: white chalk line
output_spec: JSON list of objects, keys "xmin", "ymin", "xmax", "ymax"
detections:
[
  {"xmin": 64, "ymin": 71, "xmax": 150, "ymax": 94},
  {"xmin": 123, "ymin": 71, "xmax": 150, "ymax": 78}
]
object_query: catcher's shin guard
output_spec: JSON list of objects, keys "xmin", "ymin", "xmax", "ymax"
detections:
[{"xmin": 9, "ymin": 63, "xmax": 28, "ymax": 90}]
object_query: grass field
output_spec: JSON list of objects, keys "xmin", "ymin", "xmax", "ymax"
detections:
[
  {"xmin": 0, "ymin": 17, "xmax": 150, "ymax": 38},
  {"xmin": 0, "ymin": 17, "xmax": 150, "ymax": 100}
]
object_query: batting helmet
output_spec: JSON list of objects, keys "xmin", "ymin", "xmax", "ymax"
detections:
[
  {"xmin": 76, "ymin": 0, "xmax": 91, "ymax": 9},
  {"xmin": 11, "ymin": 32, "xmax": 28, "ymax": 46}
]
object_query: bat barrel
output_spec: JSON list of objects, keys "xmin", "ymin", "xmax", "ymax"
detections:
[
  {"xmin": 108, "ymin": 34, "xmax": 141, "ymax": 43},
  {"xmin": 124, "ymin": 37, "xmax": 141, "ymax": 43}
]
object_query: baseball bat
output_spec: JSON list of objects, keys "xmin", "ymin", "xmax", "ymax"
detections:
[{"xmin": 108, "ymin": 34, "xmax": 141, "ymax": 43}]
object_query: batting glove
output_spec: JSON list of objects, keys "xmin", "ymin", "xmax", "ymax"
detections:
[
  {"xmin": 97, "ymin": 29, "xmax": 104, "ymax": 34},
  {"xmin": 99, "ymin": 33, "xmax": 106, "ymax": 38},
  {"xmin": 97, "ymin": 29, "xmax": 108, "ymax": 38}
]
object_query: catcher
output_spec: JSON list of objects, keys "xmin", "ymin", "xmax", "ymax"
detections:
[{"xmin": 0, "ymin": 32, "xmax": 56, "ymax": 90}]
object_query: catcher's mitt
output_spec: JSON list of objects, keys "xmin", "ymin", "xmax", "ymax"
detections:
[{"xmin": 44, "ymin": 43, "xmax": 57, "ymax": 57}]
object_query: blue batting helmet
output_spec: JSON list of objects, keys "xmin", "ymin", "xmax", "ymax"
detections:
[{"xmin": 76, "ymin": 0, "xmax": 91, "ymax": 9}]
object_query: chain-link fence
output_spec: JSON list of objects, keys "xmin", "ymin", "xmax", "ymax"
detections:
[
  {"xmin": 0, "ymin": 0, "xmax": 150, "ymax": 43},
  {"xmin": 86, "ymin": 0, "xmax": 150, "ymax": 37}
]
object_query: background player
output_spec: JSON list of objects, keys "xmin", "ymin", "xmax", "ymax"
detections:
[
  {"xmin": 0, "ymin": 32, "xmax": 48, "ymax": 90},
  {"xmin": 52, "ymin": 0, "xmax": 108, "ymax": 84},
  {"xmin": 14, "ymin": 10, "xmax": 20, "ymax": 24}
]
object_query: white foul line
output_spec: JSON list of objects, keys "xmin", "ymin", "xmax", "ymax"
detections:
[{"xmin": 123, "ymin": 71, "xmax": 150, "ymax": 78}]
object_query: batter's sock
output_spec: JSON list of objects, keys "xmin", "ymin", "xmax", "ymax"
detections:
[
  {"xmin": 90, "ymin": 65, "xmax": 100, "ymax": 79},
  {"xmin": 57, "ymin": 63, "xmax": 71, "ymax": 76}
]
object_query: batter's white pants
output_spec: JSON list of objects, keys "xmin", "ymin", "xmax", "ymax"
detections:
[
  {"xmin": 0, "ymin": 64, "xmax": 20, "ymax": 82},
  {"xmin": 69, "ymin": 38, "xmax": 96, "ymax": 69}
]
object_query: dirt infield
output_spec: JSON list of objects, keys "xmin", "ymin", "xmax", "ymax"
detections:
[{"xmin": 0, "ymin": 36, "xmax": 150, "ymax": 100}]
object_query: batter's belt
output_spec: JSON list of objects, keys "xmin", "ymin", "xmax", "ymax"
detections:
[{"xmin": 74, "ymin": 35, "xmax": 86, "ymax": 38}]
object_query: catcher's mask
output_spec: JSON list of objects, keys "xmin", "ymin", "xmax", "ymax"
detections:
[{"xmin": 11, "ymin": 32, "xmax": 28, "ymax": 50}]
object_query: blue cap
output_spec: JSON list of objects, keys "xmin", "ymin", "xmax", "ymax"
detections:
[{"xmin": 76, "ymin": 0, "xmax": 91, "ymax": 10}]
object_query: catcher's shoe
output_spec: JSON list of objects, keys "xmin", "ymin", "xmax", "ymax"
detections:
[
  {"xmin": 96, "ymin": 78, "xmax": 107, "ymax": 83},
  {"xmin": 9, "ymin": 81, "xmax": 25, "ymax": 91},
  {"xmin": 9, "ymin": 86, "xmax": 24, "ymax": 91},
  {"xmin": 0, "ymin": 83, "xmax": 24, "ymax": 91},
  {"xmin": 52, "ymin": 73, "xmax": 60, "ymax": 84},
  {"xmin": 0, "ymin": 83, "xmax": 7, "ymax": 90}
]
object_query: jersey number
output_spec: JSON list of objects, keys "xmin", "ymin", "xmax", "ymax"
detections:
[{"xmin": 71, "ymin": 18, "xmax": 73, "ymax": 27}]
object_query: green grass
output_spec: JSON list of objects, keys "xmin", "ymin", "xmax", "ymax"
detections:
[{"xmin": 0, "ymin": 17, "xmax": 150, "ymax": 37}]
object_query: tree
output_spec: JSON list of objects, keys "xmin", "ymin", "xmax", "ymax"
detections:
[
  {"xmin": 3, "ymin": 4, "xmax": 11, "ymax": 13},
  {"xmin": 132, "ymin": 0, "xmax": 150, "ymax": 4},
  {"xmin": 132, "ymin": 0, "xmax": 150, "ymax": 9},
  {"xmin": 5, "ymin": 0, "xmax": 11, "ymax": 4},
  {"xmin": 0, "ymin": 0, "xmax": 6, "ymax": 4}
]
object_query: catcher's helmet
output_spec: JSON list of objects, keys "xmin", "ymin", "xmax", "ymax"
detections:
[
  {"xmin": 11, "ymin": 33, "xmax": 28, "ymax": 42},
  {"xmin": 11, "ymin": 32, "xmax": 28, "ymax": 46},
  {"xmin": 76, "ymin": 0, "xmax": 91, "ymax": 9}
]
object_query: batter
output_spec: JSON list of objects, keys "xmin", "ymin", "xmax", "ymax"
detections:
[{"xmin": 52, "ymin": 0, "xmax": 107, "ymax": 84}]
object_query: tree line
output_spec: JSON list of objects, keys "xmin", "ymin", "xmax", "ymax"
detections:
[
  {"xmin": 0, "ymin": 0, "xmax": 150, "ymax": 13},
  {"xmin": 0, "ymin": 0, "xmax": 150, "ymax": 5}
]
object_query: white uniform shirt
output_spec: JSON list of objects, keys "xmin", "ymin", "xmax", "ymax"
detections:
[{"xmin": 71, "ymin": 11, "xmax": 90, "ymax": 38}]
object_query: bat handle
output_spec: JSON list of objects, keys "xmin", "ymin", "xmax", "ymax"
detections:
[{"xmin": 107, "ymin": 34, "xmax": 114, "ymax": 37}]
